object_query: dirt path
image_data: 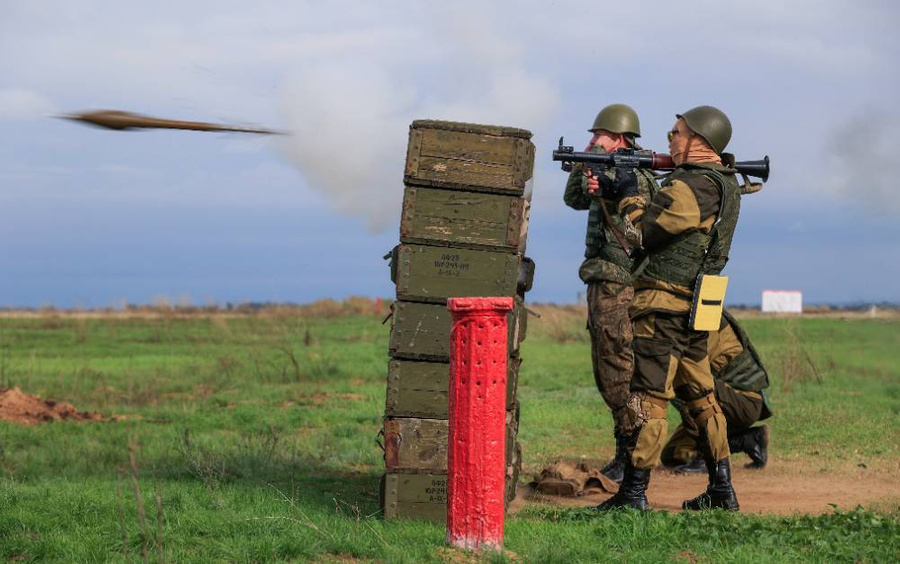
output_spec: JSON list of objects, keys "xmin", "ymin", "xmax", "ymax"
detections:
[{"xmin": 513, "ymin": 459, "xmax": 900, "ymax": 515}]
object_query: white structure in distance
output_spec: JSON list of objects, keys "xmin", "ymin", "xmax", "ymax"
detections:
[{"xmin": 761, "ymin": 290, "xmax": 803, "ymax": 313}]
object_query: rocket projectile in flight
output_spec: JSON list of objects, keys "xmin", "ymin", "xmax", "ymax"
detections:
[{"xmin": 59, "ymin": 110, "xmax": 285, "ymax": 135}]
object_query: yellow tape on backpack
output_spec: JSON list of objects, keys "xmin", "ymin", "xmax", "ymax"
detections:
[{"xmin": 690, "ymin": 275, "xmax": 728, "ymax": 331}]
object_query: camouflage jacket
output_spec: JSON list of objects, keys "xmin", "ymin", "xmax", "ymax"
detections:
[
  {"xmin": 563, "ymin": 163, "xmax": 658, "ymax": 285},
  {"xmin": 618, "ymin": 162, "xmax": 740, "ymax": 316}
]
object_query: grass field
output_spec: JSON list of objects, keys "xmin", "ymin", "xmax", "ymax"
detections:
[{"xmin": 0, "ymin": 305, "xmax": 898, "ymax": 562}]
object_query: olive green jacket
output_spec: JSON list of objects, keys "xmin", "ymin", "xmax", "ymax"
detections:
[{"xmin": 563, "ymin": 165, "xmax": 658, "ymax": 284}]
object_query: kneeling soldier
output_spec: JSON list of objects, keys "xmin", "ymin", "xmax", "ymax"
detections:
[
  {"xmin": 595, "ymin": 106, "xmax": 744, "ymax": 511},
  {"xmin": 663, "ymin": 309, "xmax": 773, "ymax": 472}
]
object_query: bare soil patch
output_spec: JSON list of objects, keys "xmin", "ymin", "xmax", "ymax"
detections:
[
  {"xmin": 0, "ymin": 387, "xmax": 112, "ymax": 425},
  {"xmin": 514, "ymin": 458, "xmax": 900, "ymax": 516}
]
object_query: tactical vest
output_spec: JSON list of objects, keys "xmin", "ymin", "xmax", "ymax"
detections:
[
  {"xmin": 643, "ymin": 164, "xmax": 741, "ymax": 288},
  {"xmin": 717, "ymin": 310, "xmax": 773, "ymax": 420},
  {"xmin": 584, "ymin": 169, "xmax": 658, "ymax": 263},
  {"xmin": 584, "ymin": 200, "xmax": 604, "ymax": 259}
]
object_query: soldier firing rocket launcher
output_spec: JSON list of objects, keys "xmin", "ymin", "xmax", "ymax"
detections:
[{"xmin": 552, "ymin": 137, "xmax": 769, "ymax": 182}]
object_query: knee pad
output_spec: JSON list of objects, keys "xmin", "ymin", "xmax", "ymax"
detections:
[
  {"xmin": 628, "ymin": 393, "xmax": 669, "ymax": 468},
  {"xmin": 685, "ymin": 393, "xmax": 729, "ymax": 461},
  {"xmin": 627, "ymin": 393, "xmax": 668, "ymax": 426},
  {"xmin": 685, "ymin": 393, "xmax": 722, "ymax": 426}
]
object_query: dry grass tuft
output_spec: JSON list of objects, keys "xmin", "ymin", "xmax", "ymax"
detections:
[
  {"xmin": 776, "ymin": 320, "xmax": 827, "ymax": 392},
  {"xmin": 526, "ymin": 304, "xmax": 589, "ymax": 344}
]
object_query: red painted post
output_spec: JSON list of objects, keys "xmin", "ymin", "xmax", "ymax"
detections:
[{"xmin": 446, "ymin": 297, "xmax": 513, "ymax": 552}]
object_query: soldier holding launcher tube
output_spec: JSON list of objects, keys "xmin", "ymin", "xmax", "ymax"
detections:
[
  {"xmin": 588, "ymin": 106, "xmax": 753, "ymax": 511},
  {"xmin": 562, "ymin": 104, "xmax": 659, "ymax": 484}
]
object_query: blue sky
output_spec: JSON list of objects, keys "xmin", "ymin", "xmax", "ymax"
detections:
[{"xmin": 1, "ymin": 1, "xmax": 898, "ymax": 308}]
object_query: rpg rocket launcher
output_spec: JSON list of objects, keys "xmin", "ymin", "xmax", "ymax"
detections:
[{"xmin": 552, "ymin": 137, "xmax": 770, "ymax": 189}]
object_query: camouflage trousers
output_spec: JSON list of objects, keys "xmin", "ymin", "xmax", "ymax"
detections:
[
  {"xmin": 587, "ymin": 282, "xmax": 636, "ymax": 436},
  {"xmin": 662, "ymin": 379, "xmax": 764, "ymax": 465},
  {"xmin": 627, "ymin": 310, "xmax": 730, "ymax": 469}
]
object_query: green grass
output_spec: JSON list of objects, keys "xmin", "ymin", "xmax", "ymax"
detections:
[
  {"xmin": 521, "ymin": 313, "xmax": 900, "ymax": 467},
  {"xmin": 0, "ymin": 309, "xmax": 898, "ymax": 562}
]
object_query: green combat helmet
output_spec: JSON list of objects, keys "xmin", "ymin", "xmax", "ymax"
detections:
[
  {"xmin": 590, "ymin": 103, "xmax": 641, "ymax": 138},
  {"xmin": 678, "ymin": 105, "xmax": 732, "ymax": 154}
]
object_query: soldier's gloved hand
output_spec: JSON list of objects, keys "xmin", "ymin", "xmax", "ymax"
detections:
[
  {"xmin": 616, "ymin": 167, "xmax": 639, "ymax": 197},
  {"xmin": 584, "ymin": 166, "xmax": 608, "ymax": 195},
  {"xmin": 601, "ymin": 167, "xmax": 638, "ymax": 200}
]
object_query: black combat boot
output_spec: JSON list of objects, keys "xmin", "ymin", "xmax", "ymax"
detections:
[
  {"xmin": 682, "ymin": 458, "xmax": 740, "ymax": 511},
  {"xmin": 595, "ymin": 462, "xmax": 651, "ymax": 511},
  {"xmin": 728, "ymin": 425, "xmax": 769, "ymax": 469},
  {"xmin": 599, "ymin": 432, "xmax": 628, "ymax": 483}
]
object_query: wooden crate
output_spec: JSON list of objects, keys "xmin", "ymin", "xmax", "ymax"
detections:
[
  {"xmin": 381, "ymin": 406, "xmax": 521, "ymax": 521},
  {"xmin": 381, "ymin": 473, "xmax": 447, "ymax": 522},
  {"xmin": 400, "ymin": 185, "xmax": 528, "ymax": 252},
  {"xmin": 381, "ymin": 460, "xmax": 520, "ymax": 522},
  {"xmin": 385, "ymin": 357, "xmax": 522, "ymax": 418},
  {"xmin": 385, "ymin": 359, "xmax": 448, "ymax": 418},
  {"xmin": 389, "ymin": 299, "xmax": 526, "ymax": 361},
  {"xmin": 404, "ymin": 120, "xmax": 535, "ymax": 195},
  {"xmin": 394, "ymin": 244, "xmax": 519, "ymax": 304},
  {"xmin": 383, "ymin": 405, "xmax": 520, "ymax": 474},
  {"xmin": 383, "ymin": 417, "xmax": 448, "ymax": 473}
]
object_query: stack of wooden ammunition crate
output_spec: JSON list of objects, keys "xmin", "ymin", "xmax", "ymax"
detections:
[{"xmin": 381, "ymin": 120, "xmax": 536, "ymax": 521}]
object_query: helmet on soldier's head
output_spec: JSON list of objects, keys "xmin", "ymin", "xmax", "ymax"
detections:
[
  {"xmin": 590, "ymin": 104, "xmax": 641, "ymax": 138},
  {"xmin": 677, "ymin": 106, "xmax": 732, "ymax": 154}
]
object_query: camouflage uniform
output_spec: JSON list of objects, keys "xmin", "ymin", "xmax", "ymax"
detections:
[
  {"xmin": 596, "ymin": 105, "xmax": 748, "ymax": 512},
  {"xmin": 563, "ymin": 162, "xmax": 657, "ymax": 437},
  {"xmin": 662, "ymin": 309, "xmax": 773, "ymax": 468},
  {"xmin": 597, "ymin": 159, "xmax": 744, "ymax": 512},
  {"xmin": 621, "ymin": 162, "xmax": 741, "ymax": 467}
]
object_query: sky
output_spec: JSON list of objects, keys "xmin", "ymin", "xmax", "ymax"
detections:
[{"xmin": 1, "ymin": 0, "xmax": 899, "ymax": 308}]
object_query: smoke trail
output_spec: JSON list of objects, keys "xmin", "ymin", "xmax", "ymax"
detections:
[
  {"xmin": 824, "ymin": 109, "xmax": 900, "ymax": 214},
  {"xmin": 277, "ymin": 7, "xmax": 559, "ymax": 232},
  {"xmin": 278, "ymin": 65, "xmax": 413, "ymax": 232}
]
